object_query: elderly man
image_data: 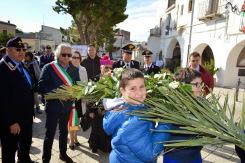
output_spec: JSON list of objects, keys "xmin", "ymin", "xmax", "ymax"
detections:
[
  {"xmin": 142, "ymin": 50, "xmax": 160, "ymax": 75},
  {"xmin": 113, "ymin": 44, "xmax": 140, "ymax": 69},
  {"xmin": 0, "ymin": 37, "xmax": 35, "ymax": 163},
  {"xmin": 189, "ymin": 52, "xmax": 214, "ymax": 95},
  {"xmin": 38, "ymin": 43, "xmax": 80, "ymax": 163}
]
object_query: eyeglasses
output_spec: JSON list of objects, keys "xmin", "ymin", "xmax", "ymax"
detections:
[
  {"xmin": 144, "ymin": 55, "xmax": 151, "ymax": 58},
  {"xmin": 72, "ymin": 56, "xmax": 80, "ymax": 60},
  {"xmin": 104, "ymin": 66, "xmax": 112, "ymax": 72},
  {"xmin": 16, "ymin": 48, "xmax": 26, "ymax": 52},
  {"xmin": 61, "ymin": 53, "xmax": 72, "ymax": 58},
  {"xmin": 190, "ymin": 82, "xmax": 203, "ymax": 88}
]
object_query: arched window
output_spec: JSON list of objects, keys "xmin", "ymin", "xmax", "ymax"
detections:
[
  {"xmin": 188, "ymin": 0, "xmax": 193, "ymax": 12},
  {"xmin": 237, "ymin": 47, "xmax": 245, "ymax": 67}
]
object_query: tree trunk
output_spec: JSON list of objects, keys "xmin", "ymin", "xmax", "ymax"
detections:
[{"xmin": 73, "ymin": 17, "xmax": 86, "ymax": 44}]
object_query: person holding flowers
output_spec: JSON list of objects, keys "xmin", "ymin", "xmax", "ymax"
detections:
[
  {"xmin": 103, "ymin": 68, "xmax": 171, "ymax": 163},
  {"xmin": 38, "ymin": 43, "xmax": 80, "ymax": 163},
  {"xmin": 88, "ymin": 54, "xmax": 113, "ymax": 153},
  {"xmin": 163, "ymin": 68, "xmax": 204, "ymax": 163}
]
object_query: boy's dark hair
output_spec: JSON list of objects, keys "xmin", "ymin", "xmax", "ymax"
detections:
[
  {"xmin": 119, "ymin": 68, "xmax": 144, "ymax": 89},
  {"xmin": 189, "ymin": 52, "xmax": 200, "ymax": 58},
  {"xmin": 25, "ymin": 51, "xmax": 34, "ymax": 60},
  {"xmin": 174, "ymin": 68, "xmax": 201, "ymax": 84}
]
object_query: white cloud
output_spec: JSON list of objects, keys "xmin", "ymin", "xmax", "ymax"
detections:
[{"xmin": 117, "ymin": 0, "xmax": 164, "ymax": 41}]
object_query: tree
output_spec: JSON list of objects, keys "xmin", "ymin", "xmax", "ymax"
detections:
[
  {"xmin": 53, "ymin": 0, "xmax": 128, "ymax": 47},
  {"xmin": 16, "ymin": 28, "xmax": 24, "ymax": 34},
  {"xmin": 0, "ymin": 33, "xmax": 13, "ymax": 46}
]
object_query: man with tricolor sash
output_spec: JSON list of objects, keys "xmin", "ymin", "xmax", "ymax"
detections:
[{"xmin": 38, "ymin": 43, "xmax": 80, "ymax": 163}]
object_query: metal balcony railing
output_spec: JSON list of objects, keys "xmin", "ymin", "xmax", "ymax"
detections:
[
  {"xmin": 150, "ymin": 27, "xmax": 161, "ymax": 36},
  {"xmin": 198, "ymin": 0, "xmax": 226, "ymax": 21}
]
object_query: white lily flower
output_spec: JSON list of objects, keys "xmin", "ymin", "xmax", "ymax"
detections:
[{"xmin": 168, "ymin": 81, "xmax": 180, "ymax": 89}]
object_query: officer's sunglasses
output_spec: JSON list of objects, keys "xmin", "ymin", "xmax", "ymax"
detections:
[{"xmin": 15, "ymin": 48, "xmax": 27, "ymax": 52}]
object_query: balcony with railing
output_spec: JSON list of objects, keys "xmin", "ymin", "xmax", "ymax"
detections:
[
  {"xmin": 198, "ymin": 0, "xmax": 226, "ymax": 21},
  {"xmin": 150, "ymin": 27, "xmax": 161, "ymax": 37}
]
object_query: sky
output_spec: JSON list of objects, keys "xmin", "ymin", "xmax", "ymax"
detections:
[{"xmin": 0, "ymin": 0, "xmax": 164, "ymax": 42}]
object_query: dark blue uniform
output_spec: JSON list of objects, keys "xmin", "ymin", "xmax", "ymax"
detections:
[
  {"xmin": 39, "ymin": 53, "xmax": 54, "ymax": 69},
  {"xmin": 113, "ymin": 60, "xmax": 140, "ymax": 69},
  {"xmin": 0, "ymin": 55, "xmax": 34, "ymax": 163},
  {"xmin": 142, "ymin": 64, "xmax": 160, "ymax": 75},
  {"xmin": 38, "ymin": 62, "xmax": 80, "ymax": 162}
]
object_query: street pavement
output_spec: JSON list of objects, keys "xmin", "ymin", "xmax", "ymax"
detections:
[{"xmin": 0, "ymin": 87, "xmax": 243, "ymax": 163}]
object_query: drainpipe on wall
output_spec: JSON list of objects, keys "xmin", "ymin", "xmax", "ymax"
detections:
[{"xmin": 186, "ymin": 0, "xmax": 195, "ymax": 67}]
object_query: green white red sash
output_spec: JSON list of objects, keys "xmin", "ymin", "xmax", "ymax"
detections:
[
  {"xmin": 50, "ymin": 61, "xmax": 73, "ymax": 86},
  {"xmin": 68, "ymin": 103, "xmax": 80, "ymax": 131}
]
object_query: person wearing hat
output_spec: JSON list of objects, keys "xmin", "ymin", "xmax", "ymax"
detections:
[
  {"xmin": 142, "ymin": 50, "xmax": 160, "ymax": 75},
  {"xmin": 39, "ymin": 45, "xmax": 54, "ymax": 69},
  {"xmin": 113, "ymin": 43, "xmax": 140, "ymax": 69},
  {"xmin": 0, "ymin": 37, "xmax": 35, "ymax": 163}
]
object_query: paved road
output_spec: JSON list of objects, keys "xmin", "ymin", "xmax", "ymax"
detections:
[{"xmin": 0, "ymin": 87, "xmax": 243, "ymax": 162}]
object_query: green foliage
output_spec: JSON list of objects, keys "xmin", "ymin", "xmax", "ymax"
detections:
[
  {"xmin": 133, "ymin": 89, "xmax": 245, "ymax": 150},
  {"xmin": 53, "ymin": 0, "xmax": 128, "ymax": 47},
  {"xmin": 45, "ymin": 68, "xmax": 245, "ymax": 150},
  {"xmin": 16, "ymin": 28, "xmax": 23, "ymax": 34},
  {"xmin": 0, "ymin": 33, "xmax": 13, "ymax": 46},
  {"xmin": 203, "ymin": 59, "xmax": 219, "ymax": 75}
]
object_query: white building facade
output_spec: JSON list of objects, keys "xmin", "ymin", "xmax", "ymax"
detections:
[{"xmin": 148, "ymin": 0, "xmax": 245, "ymax": 88}]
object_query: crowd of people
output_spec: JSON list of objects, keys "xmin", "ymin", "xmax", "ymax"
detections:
[{"xmin": 0, "ymin": 36, "xmax": 244, "ymax": 163}]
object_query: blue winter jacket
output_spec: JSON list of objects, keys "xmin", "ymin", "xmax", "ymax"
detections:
[{"xmin": 103, "ymin": 99, "xmax": 171, "ymax": 163}]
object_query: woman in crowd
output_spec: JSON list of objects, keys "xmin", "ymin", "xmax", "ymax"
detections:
[
  {"xmin": 103, "ymin": 68, "xmax": 171, "ymax": 163},
  {"xmin": 69, "ymin": 51, "xmax": 88, "ymax": 150}
]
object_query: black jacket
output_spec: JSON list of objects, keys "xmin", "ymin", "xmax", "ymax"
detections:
[
  {"xmin": 81, "ymin": 55, "xmax": 101, "ymax": 81},
  {"xmin": 38, "ymin": 62, "xmax": 80, "ymax": 111},
  {"xmin": 113, "ymin": 60, "xmax": 140, "ymax": 69},
  {"xmin": 142, "ymin": 64, "xmax": 160, "ymax": 75},
  {"xmin": 0, "ymin": 56, "xmax": 34, "ymax": 130}
]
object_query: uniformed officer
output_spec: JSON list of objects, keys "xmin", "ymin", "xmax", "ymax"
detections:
[
  {"xmin": 0, "ymin": 37, "xmax": 35, "ymax": 163},
  {"xmin": 142, "ymin": 50, "xmax": 160, "ymax": 75},
  {"xmin": 113, "ymin": 44, "xmax": 140, "ymax": 69}
]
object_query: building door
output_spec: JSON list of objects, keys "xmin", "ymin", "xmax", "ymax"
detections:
[
  {"xmin": 172, "ymin": 42, "xmax": 181, "ymax": 71},
  {"xmin": 201, "ymin": 45, "xmax": 214, "ymax": 65}
]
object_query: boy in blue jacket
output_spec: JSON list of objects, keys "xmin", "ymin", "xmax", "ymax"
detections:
[{"xmin": 103, "ymin": 68, "xmax": 171, "ymax": 163}]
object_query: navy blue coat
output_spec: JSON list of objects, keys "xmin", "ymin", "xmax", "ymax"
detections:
[
  {"xmin": 0, "ymin": 56, "xmax": 34, "ymax": 130},
  {"xmin": 142, "ymin": 64, "xmax": 160, "ymax": 75},
  {"xmin": 163, "ymin": 125, "xmax": 202, "ymax": 163},
  {"xmin": 39, "ymin": 53, "xmax": 54, "ymax": 69},
  {"xmin": 38, "ymin": 62, "xmax": 80, "ymax": 111},
  {"xmin": 113, "ymin": 60, "xmax": 140, "ymax": 70}
]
